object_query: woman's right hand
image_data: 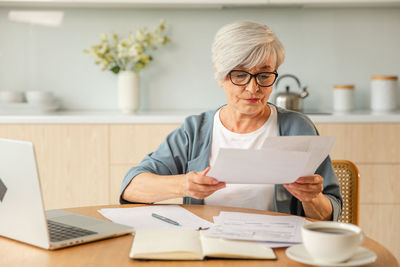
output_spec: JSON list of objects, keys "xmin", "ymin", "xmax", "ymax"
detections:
[{"xmin": 181, "ymin": 167, "xmax": 226, "ymax": 199}]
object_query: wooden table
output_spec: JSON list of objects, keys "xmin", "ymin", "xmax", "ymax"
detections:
[{"xmin": 1, "ymin": 204, "xmax": 398, "ymax": 267}]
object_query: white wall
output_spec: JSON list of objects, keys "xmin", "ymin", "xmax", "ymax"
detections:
[{"xmin": 0, "ymin": 6, "xmax": 399, "ymax": 112}]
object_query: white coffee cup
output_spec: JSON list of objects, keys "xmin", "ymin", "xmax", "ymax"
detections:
[
  {"xmin": 25, "ymin": 91, "xmax": 54, "ymax": 105},
  {"xmin": 302, "ymin": 221, "xmax": 364, "ymax": 264},
  {"xmin": 0, "ymin": 91, "xmax": 25, "ymax": 103}
]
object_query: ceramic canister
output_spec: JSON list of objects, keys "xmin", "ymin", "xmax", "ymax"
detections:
[
  {"xmin": 371, "ymin": 75, "xmax": 398, "ymax": 112},
  {"xmin": 333, "ymin": 84, "xmax": 354, "ymax": 112}
]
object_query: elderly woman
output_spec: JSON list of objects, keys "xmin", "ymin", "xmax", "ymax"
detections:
[{"xmin": 120, "ymin": 21, "xmax": 342, "ymax": 221}]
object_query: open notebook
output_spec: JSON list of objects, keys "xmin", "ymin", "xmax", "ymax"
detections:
[{"xmin": 130, "ymin": 229, "xmax": 276, "ymax": 260}]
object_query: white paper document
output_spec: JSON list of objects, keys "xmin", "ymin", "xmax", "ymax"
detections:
[
  {"xmin": 203, "ymin": 211, "xmax": 310, "ymax": 244},
  {"xmin": 207, "ymin": 136, "xmax": 335, "ymax": 184},
  {"xmin": 98, "ymin": 205, "xmax": 213, "ymax": 231},
  {"xmin": 262, "ymin": 136, "xmax": 336, "ymax": 176},
  {"xmin": 208, "ymin": 148, "xmax": 310, "ymax": 184}
]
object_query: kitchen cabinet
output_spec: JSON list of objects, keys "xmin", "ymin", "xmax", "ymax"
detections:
[
  {"xmin": 0, "ymin": 124, "xmax": 110, "ymax": 210},
  {"xmin": 109, "ymin": 124, "xmax": 179, "ymax": 165},
  {"xmin": 317, "ymin": 123, "xmax": 400, "ymax": 163}
]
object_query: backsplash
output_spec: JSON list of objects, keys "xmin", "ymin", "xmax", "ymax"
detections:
[{"xmin": 0, "ymin": 6, "xmax": 399, "ymax": 112}]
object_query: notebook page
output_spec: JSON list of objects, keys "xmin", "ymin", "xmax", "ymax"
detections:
[
  {"xmin": 199, "ymin": 233, "xmax": 276, "ymax": 259},
  {"xmin": 130, "ymin": 229, "xmax": 203, "ymax": 260}
]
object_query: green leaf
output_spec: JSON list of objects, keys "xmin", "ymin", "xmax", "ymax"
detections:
[
  {"xmin": 110, "ymin": 65, "xmax": 120, "ymax": 74},
  {"xmin": 134, "ymin": 62, "xmax": 144, "ymax": 73}
]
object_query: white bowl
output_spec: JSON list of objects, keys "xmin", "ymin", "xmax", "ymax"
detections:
[
  {"xmin": 0, "ymin": 91, "xmax": 25, "ymax": 103},
  {"xmin": 25, "ymin": 91, "xmax": 54, "ymax": 105}
]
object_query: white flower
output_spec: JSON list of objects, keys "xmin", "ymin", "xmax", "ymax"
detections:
[
  {"xmin": 84, "ymin": 20, "xmax": 170, "ymax": 74},
  {"xmin": 100, "ymin": 32, "xmax": 108, "ymax": 41}
]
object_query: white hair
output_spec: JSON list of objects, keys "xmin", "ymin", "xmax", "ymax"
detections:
[{"xmin": 212, "ymin": 21, "xmax": 285, "ymax": 82}]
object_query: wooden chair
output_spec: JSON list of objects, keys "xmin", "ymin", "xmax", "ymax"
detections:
[{"xmin": 332, "ymin": 160, "xmax": 360, "ymax": 225}]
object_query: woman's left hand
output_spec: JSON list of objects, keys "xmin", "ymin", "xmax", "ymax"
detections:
[{"xmin": 283, "ymin": 175, "xmax": 324, "ymax": 203}]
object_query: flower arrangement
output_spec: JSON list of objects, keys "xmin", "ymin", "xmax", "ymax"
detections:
[{"xmin": 84, "ymin": 20, "xmax": 170, "ymax": 74}]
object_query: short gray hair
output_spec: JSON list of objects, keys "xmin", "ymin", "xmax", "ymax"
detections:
[{"xmin": 212, "ymin": 21, "xmax": 285, "ymax": 82}]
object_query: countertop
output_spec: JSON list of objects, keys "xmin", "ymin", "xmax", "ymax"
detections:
[{"xmin": 1, "ymin": 109, "xmax": 400, "ymax": 124}]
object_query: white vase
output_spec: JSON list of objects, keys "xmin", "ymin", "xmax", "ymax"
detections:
[{"xmin": 118, "ymin": 71, "xmax": 140, "ymax": 114}]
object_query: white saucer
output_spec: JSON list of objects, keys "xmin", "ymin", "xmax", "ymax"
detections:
[{"xmin": 286, "ymin": 244, "xmax": 377, "ymax": 266}]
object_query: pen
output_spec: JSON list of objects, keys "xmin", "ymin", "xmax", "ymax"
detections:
[{"xmin": 151, "ymin": 213, "xmax": 181, "ymax": 226}]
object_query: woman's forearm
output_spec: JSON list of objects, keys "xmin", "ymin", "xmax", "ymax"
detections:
[
  {"xmin": 302, "ymin": 193, "xmax": 333, "ymax": 221},
  {"xmin": 122, "ymin": 170, "xmax": 226, "ymax": 203},
  {"xmin": 122, "ymin": 173, "xmax": 184, "ymax": 203}
]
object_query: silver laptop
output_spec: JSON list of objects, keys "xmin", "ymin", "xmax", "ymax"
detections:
[{"xmin": 0, "ymin": 138, "xmax": 133, "ymax": 250}]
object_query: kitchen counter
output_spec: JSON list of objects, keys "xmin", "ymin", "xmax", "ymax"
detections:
[{"xmin": 1, "ymin": 109, "xmax": 400, "ymax": 124}]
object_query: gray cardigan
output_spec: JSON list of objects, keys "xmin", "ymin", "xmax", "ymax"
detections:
[{"xmin": 120, "ymin": 105, "xmax": 343, "ymax": 221}]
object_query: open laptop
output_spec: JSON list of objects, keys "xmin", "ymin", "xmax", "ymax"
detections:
[{"xmin": 0, "ymin": 138, "xmax": 133, "ymax": 250}]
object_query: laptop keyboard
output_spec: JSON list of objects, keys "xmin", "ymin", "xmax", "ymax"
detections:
[{"xmin": 47, "ymin": 220, "xmax": 98, "ymax": 242}]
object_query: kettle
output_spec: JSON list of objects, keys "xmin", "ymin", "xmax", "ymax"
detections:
[{"xmin": 274, "ymin": 74, "xmax": 309, "ymax": 112}]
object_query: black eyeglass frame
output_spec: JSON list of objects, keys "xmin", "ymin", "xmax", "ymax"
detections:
[{"xmin": 228, "ymin": 70, "xmax": 279, "ymax": 87}]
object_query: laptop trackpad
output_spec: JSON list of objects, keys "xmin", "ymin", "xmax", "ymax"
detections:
[{"xmin": 52, "ymin": 214, "xmax": 103, "ymax": 228}]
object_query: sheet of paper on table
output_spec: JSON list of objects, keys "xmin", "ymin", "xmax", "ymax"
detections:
[
  {"xmin": 207, "ymin": 136, "xmax": 335, "ymax": 184},
  {"xmin": 203, "ymin": 211, "xmax": 310, "ymax": 244},
  {"xmin": 98, "ymin": 205, "xmax": 213, "ymax": 231}
]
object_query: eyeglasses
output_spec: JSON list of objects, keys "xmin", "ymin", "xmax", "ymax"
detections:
[{"xmin": 228, "ymin": 70, "xmax": 278, "ymax": 87}]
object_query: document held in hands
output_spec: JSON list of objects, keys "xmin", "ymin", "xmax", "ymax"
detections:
[
  {"xmin": 129, "ymin": 229, "xmax": 276, "ymax": 260},
  {"xmin": 207, "ymin": 136, "xmax": 335, "ymax": 184}
]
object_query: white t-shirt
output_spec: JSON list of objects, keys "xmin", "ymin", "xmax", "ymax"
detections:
[{"xmin": 204, "ymin": 104, "xmax": 278, "ymax": 211}]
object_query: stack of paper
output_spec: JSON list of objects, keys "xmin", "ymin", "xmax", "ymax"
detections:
[
  {"xmin": 202, "ymin": 211, "xmax": 311, "ymax": 248},
  {"xmin": 207, "ymin": 136, "xmax": 335, "ymax": 184}
]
